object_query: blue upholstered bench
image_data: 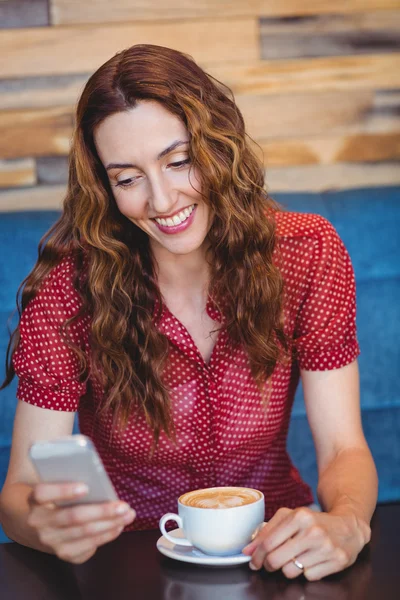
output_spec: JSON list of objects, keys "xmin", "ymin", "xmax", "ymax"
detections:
[{"xmin": 1, "ymin": 186, "xmax": 399, "ymax": 543}]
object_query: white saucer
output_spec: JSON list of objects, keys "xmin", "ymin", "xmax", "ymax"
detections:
[{"xmin": 156, "ymin": 528, "xmax": 252, "ymax": 567}]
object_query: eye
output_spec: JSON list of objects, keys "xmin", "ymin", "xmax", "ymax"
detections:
[
  {"xmin": 115, "ymin": 158, "xmax": 191, "ymax": 189},
  {"xmin": 170, "ymin": 158, "xmax": 191, "ymax": 169},
  {"xmin": 115, "ymin": 176, "xmax": 139, "ymax": 189}
]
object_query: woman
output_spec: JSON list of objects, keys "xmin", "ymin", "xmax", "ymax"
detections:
[{"xmin": 0, "ymin": 44, "xmax": 377, "ymax": 579}]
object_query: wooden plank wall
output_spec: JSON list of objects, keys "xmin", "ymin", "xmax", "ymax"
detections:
[{"xmin": 0, "ymin": 0, "xmax": 399, "ymax": 210}]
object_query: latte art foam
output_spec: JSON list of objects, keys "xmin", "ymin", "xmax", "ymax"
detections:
[{"xmin": 179, "ymin": 487, "xmax": 262, "ymax": 509}]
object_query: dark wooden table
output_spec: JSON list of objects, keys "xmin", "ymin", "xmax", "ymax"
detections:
[{"xmin": 1, "ymin": 504, "xmax": 399, "ymax": 600}]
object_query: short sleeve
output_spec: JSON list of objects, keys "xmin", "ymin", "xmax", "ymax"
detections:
[
  {"xmin": 13, "ymin": 256, "xmax": 89, "ymax": 411},
  {"xmin": 292, "ymin": 216, "xmax": 361, "ymax": 371}
]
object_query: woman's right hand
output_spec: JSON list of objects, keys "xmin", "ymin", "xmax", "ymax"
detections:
[{"xmin": 26, "ymin": 482, "xmax": 136, "ymax": 564}]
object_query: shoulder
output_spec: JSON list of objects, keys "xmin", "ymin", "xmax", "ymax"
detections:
[
  {"xmin": 27, "ymin": 251, "xmax": 86, "ymax": 321},
  {"xmin": 273, "ymin": 210, "xmax": 346, "ymax": 262},
  {"xmin": 272, "ymin": 210, "xmax": 350, "ymax": 287},
  {"xmin": 273, "ymin": 210, "xmax": 338, "ymax": 243}
]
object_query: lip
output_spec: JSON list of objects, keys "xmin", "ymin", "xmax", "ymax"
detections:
[
  {"xmin": 153, "ymin": 205, "xmax": 197, "ymax": 235},
  {"xmin": 151, "ymin": 204, "xmax": 195, "ymax": 221}
]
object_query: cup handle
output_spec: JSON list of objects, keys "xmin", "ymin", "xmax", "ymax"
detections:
[{"xmin": 159, "ymin": 513, "xmax": 193, "ymax": 547}]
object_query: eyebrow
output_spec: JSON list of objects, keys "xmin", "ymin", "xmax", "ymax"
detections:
[{"xmin": 105, "ymin": 140, "xmax": 189, "ymax": 171}]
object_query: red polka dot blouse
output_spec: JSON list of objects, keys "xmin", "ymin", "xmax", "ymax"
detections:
[{"xmin": 13, "ymin": 211, "xmax": 361, "ymax": 529}]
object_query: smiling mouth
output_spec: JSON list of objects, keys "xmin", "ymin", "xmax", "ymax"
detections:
[{"xmin": 152, "ymin": 204, "xmax": 196, "ymax": 227}]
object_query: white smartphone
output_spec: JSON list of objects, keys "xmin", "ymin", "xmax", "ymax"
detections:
[{"xmin": 29, "ymin": 434, "xmax": 119, "ymax": 506}]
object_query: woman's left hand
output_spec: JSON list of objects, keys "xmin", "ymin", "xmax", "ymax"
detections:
[{"xmin": 242, "ymin": 506, "xmax": 371, "ymax": 581}]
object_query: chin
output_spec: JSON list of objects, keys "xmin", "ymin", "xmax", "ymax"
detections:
[
  {"xmin": 150, "ymin": 230, "xmax": 208, "ymax": 255},
  {"xmin": 164, "ymin": 242, "xmax": 205, "ymax": 255}
]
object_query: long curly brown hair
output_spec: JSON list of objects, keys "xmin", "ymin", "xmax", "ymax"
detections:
[{"xmin": 2, "ymin": 44, "xmax": 292, "ymax": 445}]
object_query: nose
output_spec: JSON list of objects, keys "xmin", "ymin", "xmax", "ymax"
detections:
[{"xmin": 148, "ymin": 173, "xmax": 177, "ymax": 216}]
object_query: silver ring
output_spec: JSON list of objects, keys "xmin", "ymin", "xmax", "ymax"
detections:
[{"xmin": 292, "ymin": 558, "xmax": 304, "ymax": 571}]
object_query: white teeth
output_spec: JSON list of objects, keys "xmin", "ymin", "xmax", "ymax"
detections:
[{"xmin": 154, "ymin": 204, "xmax": 195, "ymax": 227}]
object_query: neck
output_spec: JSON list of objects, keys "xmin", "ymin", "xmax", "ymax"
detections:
[{"xmin": 151, "ymin": 242, "xmax": 211, "ymax": 299}]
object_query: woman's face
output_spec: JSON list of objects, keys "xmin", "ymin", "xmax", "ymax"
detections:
[{"xmin": 94, "ymin": 100, "xmax": 211, "ymax": 257}]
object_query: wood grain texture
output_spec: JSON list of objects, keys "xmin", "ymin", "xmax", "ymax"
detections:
[
  {"xmin": 237, "ymin": 90, "xmax": 375, "ymax": 139},
  {"xmin": 254, "ymin": 132, "xmax": 400, "ymax": 166},
  {"xmin": 0, "ymin": 2, "xmax": 398, "ymax": 205},
  {"xmin": 36, "ymin": 156, "xmax": 68, "ymax": 184},
  {"xmin": 0, "ymin": 74, "xmax": 88, "ymax": 110},
  {"xmin": 210, "ymin": 54, "xmax": 400, "ymax": 97},
  {"xmin": 1, "ymin": 54, "xmax": 399, "ymax": 111},
  {"xmin": 0, "ymin": 0, "xmax": 49, "ymax": 29},
  {"xmin": 0, "ymin": 184, "xmax": 65, "ymax": 211},
  {"xmin": 260, "ymin": 11, "xmax": 400, "ymax": 59},
  {"xmin": 0, "ymin": 18, "xmax": 258, "ymax": 78},
  {"xmin": 0, "ymin": 107, "xmax": 73, "ymax": 159},
  {"xmin": 2, "ymin": 89, "xmax": 398, "ymax": 160},
  {"xmin": 260, "ymin": 10, "xmax": 400, "ymax": 33},
  {"xmin": 265, "ymin": 161, "xmax": 400, "ymax": 192},
  {"xmin": 0, "ymin": 158, "xmax": 35, "ymax": 188},
  {"xmin": 50, "ymin": 0, "xmax": 400, "ymax": 25}
]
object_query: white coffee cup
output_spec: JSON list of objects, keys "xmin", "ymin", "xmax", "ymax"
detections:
[{"xmin": 159, "ymin": 486, "xmax": 265, "ymax": 556}]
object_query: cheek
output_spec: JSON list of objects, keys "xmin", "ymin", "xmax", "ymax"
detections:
[
  {"xmin": 187, "ymin": 169, "xmax": 202, "ymax": 194},
  {"xmin": 113, "ymin": 192, "xmax": 144, "ymax": 220},
  {"xmin": 184, "ymin": 167, "xmax": 202, "ymax": 194}
]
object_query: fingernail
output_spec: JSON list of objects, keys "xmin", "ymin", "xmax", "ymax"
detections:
[
  {"xmin": 123, "ymin": 509, "xmax": 135, "ymax": 522},
  {"xmin": 249, "ymin": 562, "xmax": 258, "ymax": 570},
  {"xmin": 115, "ymin": 502, "xmax": 130, "ymax": 514},
  {"xmin": 73, "ymin": 484, "xmax": 89, "ymax": 495}
]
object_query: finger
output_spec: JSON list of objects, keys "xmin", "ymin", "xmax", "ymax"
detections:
[
  {"xmin": 39, "ymin": 510, "xmax": 134, "ymax": 547},
  {"xmin": 48, "ymin": 502, "xmax": 134, "ymax": 529},
  {"xmin": 281, "ymin": 543, "xmax": 352, "ymax": 581},
  {"xmin": 302, "ymin": 560, "xmax": 343, "ymax": 582},
  {"xmin": 280, "ymin": 548, "xmax": 329, "ymax": 580},
  {"xmin": 28, "ymin": 493, "xmax": 56, "ymax": 516},
  {"xmin": 28, "ymin": 500, "xmax": 135, "ymax": 533},
  {"xmin": 33, "ymin": 483, "xmax": 89, "ymax": 505},
  {"xmin": 262, "ymin": 508, "xmax": 315, "ymax": 556},
  {"xmin": 27, "ymin": 503, "xmax": 57, "ymax": 529},
  {"xmin": 302, "ymin": 548, "xmax": 352, "ymax": 582},
  {"xmin": 258, "ymin": 522, "xmax": 331, "ymax": 572},
  {"xmin": 256, "ymin": 530, "xmax": 314, "ymax": 573},
  {"xmin": 243, "ymin": 508, "xmax": 292, "ymax": 555},
  {"xmin": 57, "ymin": 526, "xmax": 123, "ymax": 564},
  {"xmin": 28, "ymin": 488, "xmax": 56, "ymax": 514},
  {"xmin": 248, "ymin": 513, "xmax": 310, "ymax": 571}
]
